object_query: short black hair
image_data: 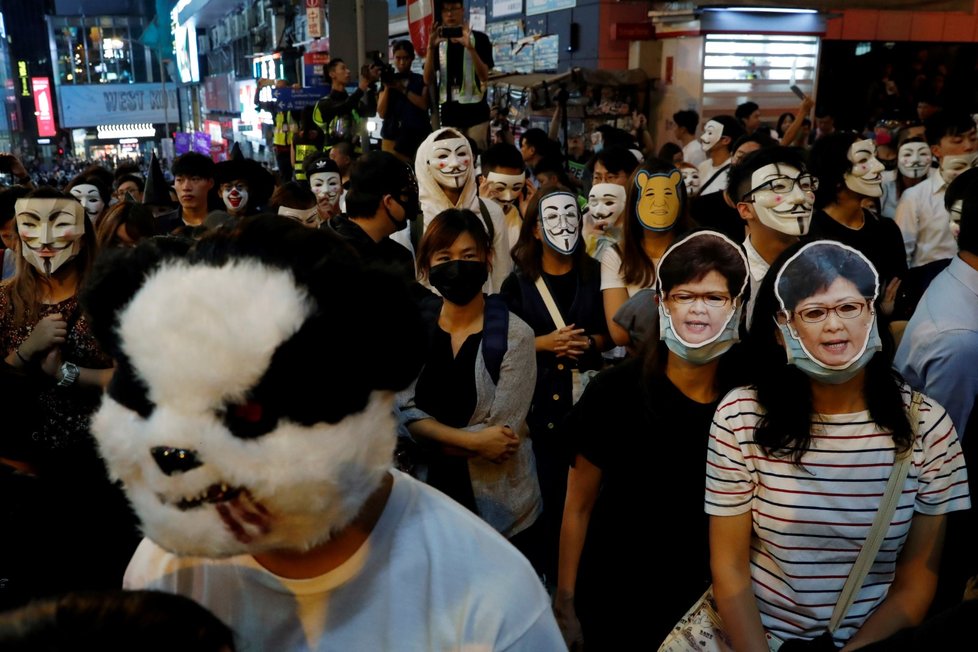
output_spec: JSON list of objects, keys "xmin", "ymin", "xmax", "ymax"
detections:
[
  {"xmin": 731, "ymin": 132, "xmax": 776, "ymax": 156},
  {"xmin": 736, "ymin": 101, "xmax": 760, "ymax": 122},
  {"xmin": 924, "ymin": 110, "xmax": 976, "ymax": 147},
  {"xmin": 172, "ymin": 152, "xmax": 215, "ymax": 179},
  {"xmin": 520, "ymin": 128, "xmax": 553, "ymax": 157},
  {"xmin": 673, "ymin": 109, "xmax": 699, "ymax": 134},
  {"xmin": 0, "ymin": 184, "xmax": 29, "ymax": 227},
  {"xmin": 946, "ymin": 166, "xmax": 978, "ymax": 255},
  {"xmin": 481, "ymin": 143, "xmax": 523, "ymax": 172},
  {"xmin": 115, "ymin": 173, "xmax": 145, "ymax": 193},
  {"xmin": 727, "ymin": 146, "xmax": 808, "ymax": 204},
  {"xmin": 593, "ymin": 145, "xmax": 639, "ymax": 176},
  {"xmin": 708, "ymin": 115, "xmax": 745, "ymax": 150},
  {"xmin": 326, "ymin": 58, "xmax": 346, "ymax": 76},
  {"xmin": 346, "ymin": 151, "xmax": 416, "ymax": 218},
  {"xmin": 809, "ymin": 131, "xmax": 858, "ymax": 209},
  {"xmin": 392, "ymin": 40, "xmax": 415, "ymax": 58}
]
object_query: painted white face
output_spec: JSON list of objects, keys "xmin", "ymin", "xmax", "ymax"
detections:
[
  {"xmin": 427, "ymin": 137, "xmax": 472, "ymax": 189},
  {"xmin": 586, "ymin": 183, "xmax": 626, "ymax": 232},
  {"xmin": 897, "ymin": 142, "xmax": 933, "ymax": 180},
  {"xmin": 486, "ymin": 171, "xmax": 525, "ymax": 210},
  {"xmin": 220, "ymin": 180, "xmax": 249, "ymax": 215},
  {"xmin": 70, "ymin": 183, "xmax": 105, "ymax": 222},
  {"xmin": 949, "ymin": 198, "xmax": 963, "ymax": 240},
  {"xmin": 940, "ymin": 152, "xmax": 977, "ymax": 184},
  {"xmin": 747, "ymin": 163, "xmax": 815, "ymax": 236},
  {"xmin": 539, "ymin": 191, "xmax": 581, "ymax": 254},
  {"xmin": 278, "ymin": 205, "xmax": 321, "ymax": 228},
  {"xmin": 700, "ymin": 120, "xmax": 724, "ymax": 153},
  {"xmin": 681, "ymin": 167, "xmax": 701, "ymax": 195},
  {"xmin": 15, "ymin": 198, "xmax": 87, "ymax": 275},
  {"xmin": 91, "ymin": 262, "xmax": 396, "ymax": 557},
  {"xmin": 844, "ymin": 139, "xmax": 885, "ymax": 197},
  {"xmin": 310, "ymin": 171, "xmax": 342, "ymax": 208}
]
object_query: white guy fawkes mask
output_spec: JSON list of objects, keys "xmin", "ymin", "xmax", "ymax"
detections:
[
  {"xmin": 587, "ymin": 183, "xmax": 626, "ymax": 232},
  {"xmin": 844, "ymin": 139, "xmax": 885, "ymax": 197},
  {"xmin": 681, "ymin": 167, "xmax": 701, "ymax": 195},
  {"xmin": 278, "ymin": 205, "xmax": 321, "ymax": 228},
  {"xmin": 15, "ymin": 198, "xmax": 87, "ymax": 275},
  {"xmin": 747, "ymin": 163, "xmax": 815, "ymax": 236},
  {"xmin": 949, "ymin": 198, "xmax": 963, "ymax": 240},
  {"xmin": 221, "ymin": 181, "xmax": 250, "ymax": 215},
  {"xmin": 427, "ymin": 137, "xmax": 472, "ymax": 189},
  {"xmin": 897, "ymin": 141, "xmax": 933, "ymax": 180},
  {"xmin": 70, "ymin": 183, "xmax": 106, "ymax": 222},
  {"xmin": 539, "ymin": 191, "xmax": 581, "ymax": 255},
  {"xmin": 486, "ymin": 171, "xmax": 525, "ymax": 211},
  {"xmin": 940, "ymin": 152, "xmax": 977, "ymax": 185},
  {"xmin": 310, "ymin": 171, "xmax": 342, "ymax": 208},
  {"xmin": 700, "ymin": 120, "xmax": 723, "ymax": 153}
]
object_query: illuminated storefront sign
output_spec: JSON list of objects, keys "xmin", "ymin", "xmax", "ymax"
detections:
[{"xmin": 31, "ymin": 77, "xmax": 56, "ymax": 137}]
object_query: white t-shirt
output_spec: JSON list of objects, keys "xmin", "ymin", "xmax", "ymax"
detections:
[
  {"xmin": 124, "ymin": 471, "xmax": 564, "ymax": 652},
  {"xmin": 706, "ymin": 386, "xmax": 971, "ymax": 646},
  {"xmin": 682, "ymin": 139, "xmax": 706, "ymax": 166},
  {"xmin": 599, "ymin": 245, "xmax": 650, "ymax": 298}
]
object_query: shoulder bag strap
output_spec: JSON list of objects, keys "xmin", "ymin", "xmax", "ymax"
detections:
[
  {"xmin": 477, "ymin": 198, "xmax": 495, "ymax": 244},
  {"xmin": 700, "ymin": 164, "xmax": 731, "ymax": 194},
  {"xmin": 828, "ymin": 391, "xmax": 922, "ymax": 634},
  {"xmin": 534, "ymin": 275, "xmax": 566, "ymax": 330}
]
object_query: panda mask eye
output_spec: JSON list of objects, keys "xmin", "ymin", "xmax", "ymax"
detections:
[{"xmin": 221, "ymin": 399, "xmax": 276, "ymax": 439}]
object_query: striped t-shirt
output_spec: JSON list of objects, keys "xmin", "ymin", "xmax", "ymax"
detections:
[{"xmin": 705, "ymin": 385, "xmax": 971, "ymax": 645}]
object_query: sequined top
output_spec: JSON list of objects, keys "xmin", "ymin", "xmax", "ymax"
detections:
[{"xmin": 0, "ymin": 282, "xmax": 112, "ymax": 455}]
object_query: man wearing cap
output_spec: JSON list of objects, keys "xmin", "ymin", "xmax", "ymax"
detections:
[
  {"xmin": 171, "ymin": 152, "xmax": 216, "ymax": 228},
  {"xmin": 326, "ymin": 151, "xmax": 419, "ymax": 284}
]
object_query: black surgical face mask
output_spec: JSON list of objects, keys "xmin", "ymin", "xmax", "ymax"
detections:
[{"xmin": 428, "ymin": 260, "xmax": 488, "ymax": 306}]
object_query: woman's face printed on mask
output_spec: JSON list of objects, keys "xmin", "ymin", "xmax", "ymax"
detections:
[
  {"xmin": 664, "ymin": 270, "xmax": 735, "ymax": 345},
  {"xmin": 786, "ymin": 276, "xmax": 873, "ymax": 368}
]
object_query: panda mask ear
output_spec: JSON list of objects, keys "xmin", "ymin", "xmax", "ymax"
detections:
[{"xmin": 80, "ymin": 236, "xmax": 193, "ymax": 360}]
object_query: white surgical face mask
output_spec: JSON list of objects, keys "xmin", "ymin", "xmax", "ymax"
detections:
[
  {"xmin": 586, "ymin": 183, "xmax": 626, "ymax": 232},
  {"xmin": 70, "ymin": 183, "xmax": 105, "ymax": 222},
  {"xmin": 15, "ymin": 198, "xmax": 87, "ymax": 275},
  {"xmin": 427, "ymin": 137, "xmax": 472, "ymax": 189},
  {"xmin": 700, "ymin": 120, "xmax": 724, "ymax": 153},
  {"xmin": 278, "ymin": 205, "xmax": 321, "ymax": 228},
  {"xmin": 844, "ymin": 139, "xmax": 885, "ymax": 197},
  {"xmin": 486, "ymin": 171, "xmax": 525, "ymax": 210},
  {"xmin": 681, "ymin": 167, "xmax": 700, "ymax": 195},
  {"xmin": 940, "ymin": 152, "xmax": 977, "ymax": 185},
  {"xmin": 897, "ymin": 142, "xmax": 933, "ymax": 180},
  {"xmin": 221, "ymin": 181, "xmax": 249, "ymax": 215},
  {"xmin": 539, "ymin": 191, "xmax": 581, "ymax": 255},
  {"xmin": 747, "ymin": 163, "xmax": 815, "ymax": 236},
  {"xmin": 310, "ymin": 172, "xmax": 342, "ymax": 208}
]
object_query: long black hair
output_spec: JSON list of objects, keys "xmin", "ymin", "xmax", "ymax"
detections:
[
  {"xmin": 510, "ymin": 182, "xmax": 592, "ymax": 282},
  {"xmin": 747, "ymin": 242, "xmax": 913, "ymax": 463}
]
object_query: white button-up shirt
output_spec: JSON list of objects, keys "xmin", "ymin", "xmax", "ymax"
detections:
[{"xmin": 894, "ymin": 170, "xmax": 958, "ymax": 268}]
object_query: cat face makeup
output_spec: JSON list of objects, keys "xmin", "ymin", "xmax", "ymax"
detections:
[{"xmin": 15, "ymin": 198, "xmax": 87, "ymax": 275}]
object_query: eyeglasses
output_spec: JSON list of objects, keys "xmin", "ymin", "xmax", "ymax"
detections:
[
  {"xmin": 668, "ymin": 292, "xmax": 731, "ymax": 308},
  {"xmin": 743, "ymin": 174, "xmax": 819, "ymax": 200},
  {"xmin": 793, "ymin": 301, "xmax": 868, "ymax": 323}
]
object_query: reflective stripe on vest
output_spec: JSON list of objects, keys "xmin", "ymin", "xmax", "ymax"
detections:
[
  {"xmin": 273, "ymin": 111, "xmax": 293, "ymax": 146},
  {"xmin": 439, "ymin": 36, "xmax": 483, "ymax": 105},
  {"xmin": 294, "ymin": 143, "xmax": 320, "ymax": 180}
]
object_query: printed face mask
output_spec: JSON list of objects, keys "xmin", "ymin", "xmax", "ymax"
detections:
[
  {"xmin": 539, "ymin": 191, "xmax": 581, "ymax": 255},
  {"xmin": 634, "ymin": 169, "xmax": 683, "ymax": 231},
  {"xmin": 940, "ymin": 152, "xmax": 977, "ymax": 185},
  {"xmin": 427, "ymin": 137, "xmax": 472, "ymax": 189},
  {"xmin": 587, "ymin": 183, "xmax": 626, "ymax": 232},
  {"xmin": 700, "ymin": 120, "xmax": 723, "ymax": 153},
  {"xmin": 70, "ymin": 183, "xmax": 105, "ymax": 221},
  {"xmin": 278, "ymin": 205, "xmax": 321, "ymax": 228},
  {"xmin": 775, "ymin": 242, "xmax": 881, "ymax": 384},
  {"xmin": 15, "ymin": 198, "xmax": 87, "ymax": 275},
  {"xmin": 681, "ymin": 167, "xmax": 700, "ymax": 195},
  {"xmin": 897, "ymin": 142, "xmax": 933, "ymax": 180},
  {"xmin": 949, "ymin": 198, "xmax": 963, "ymax": 240},
  {"xmin": 656, "ymin": 231, "xmax": 748, "ymax": 364},
  {"xmin": 844, "ymin": 139, "xmax": 885, "ymax": 197},
  {"xmin": 746, "ymin": 163, "xmax": 815, "ymax": 236},
  {"xmin": 310, "ymin": 172, "xmax": 342, "ymax": 208},
  {"xmin": 486, "ymin": 171, "xmax": 525, "ymax": 210},
  {"xmin": 221, "ymin": 181, "xmax": 250, "ymax": 215}
]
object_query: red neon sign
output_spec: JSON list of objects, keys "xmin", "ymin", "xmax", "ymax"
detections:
[{"xmin": 31, "ymin": 77, "xmax": 57, "ymax": 137}]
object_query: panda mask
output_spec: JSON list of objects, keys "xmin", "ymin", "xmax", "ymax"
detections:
[{"xmin": 83, "ymin": 218, "xmax": 425, "ymax": 558}]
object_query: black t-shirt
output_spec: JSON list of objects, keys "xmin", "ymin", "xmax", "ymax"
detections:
[
  {"xmin": 438, "ymin": 31, "xmax": 494, "ymax": 129},
  {"xmin": 564, "ymin": 359, "xmax": 718, "ymax": 646},
  {"xmin": 804, "ymin": 208, "xmax": 908, "ymax": 285}
]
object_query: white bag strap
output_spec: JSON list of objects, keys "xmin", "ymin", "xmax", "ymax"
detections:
[
  {"xmin": 534, "ymin": 275, "xmax": 566, "ymax": 330},
  {"xmin": 828, "ymin": 391, "xmax": 922, "ymax": 633}
]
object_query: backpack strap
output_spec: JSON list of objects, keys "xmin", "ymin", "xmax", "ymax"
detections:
[
  {"xmin": 477, "ymin": 198, "xmax": 495, "ymax": 244},
  {"xmin": 482, "ymin": 294, "xmax": 509, "ymax": 385}
]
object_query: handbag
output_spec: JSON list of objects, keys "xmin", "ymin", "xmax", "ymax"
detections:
[
  {"xmin": 533, "ymin": 275, "xmax": 596, "ymax": 404},
  {"xmin": 657, "ymin": 392, "xmax": 923, "ymax": 652}
]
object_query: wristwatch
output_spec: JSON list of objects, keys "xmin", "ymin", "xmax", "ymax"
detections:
[{"xmin": 57, "ymin": 361, "xmax": 80, "ymax": 387}]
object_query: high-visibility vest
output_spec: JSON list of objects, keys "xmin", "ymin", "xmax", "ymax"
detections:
[
  {"xmin": 439, "ymin": 36, "xmax": 483, "ymax": 105},
  {"xmin": 294, "ymin": 143, "xmax": 320, "ymax": 180},
  {"xmin": 312, "ymin": 102, "xmax": 363, "ymax": 153},
  {"xmin": 273, "ymin": 110, "xmax": 294, "ymax": 146}
]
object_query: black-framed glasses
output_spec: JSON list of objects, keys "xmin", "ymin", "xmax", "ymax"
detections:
[
  {"xmin": 794, "ymin": 301, "xmax": 867, "ymax": 323},
  {"xmin": 668, "ymin": 292, "xmax": 731, "ymax": 308},
  {"xmin": 743, "ymin": 174, "xmax": 819, "ymax": 200}
]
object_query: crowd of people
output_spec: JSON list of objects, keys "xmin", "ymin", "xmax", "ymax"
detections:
[{"xmin": 0, "ymin": 2, "xmax": 976, "ymax": 649}]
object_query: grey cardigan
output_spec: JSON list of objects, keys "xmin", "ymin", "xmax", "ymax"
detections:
[{"xmin": 397, "ymin": 312, "xmax": 542, "ymax": 538}]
